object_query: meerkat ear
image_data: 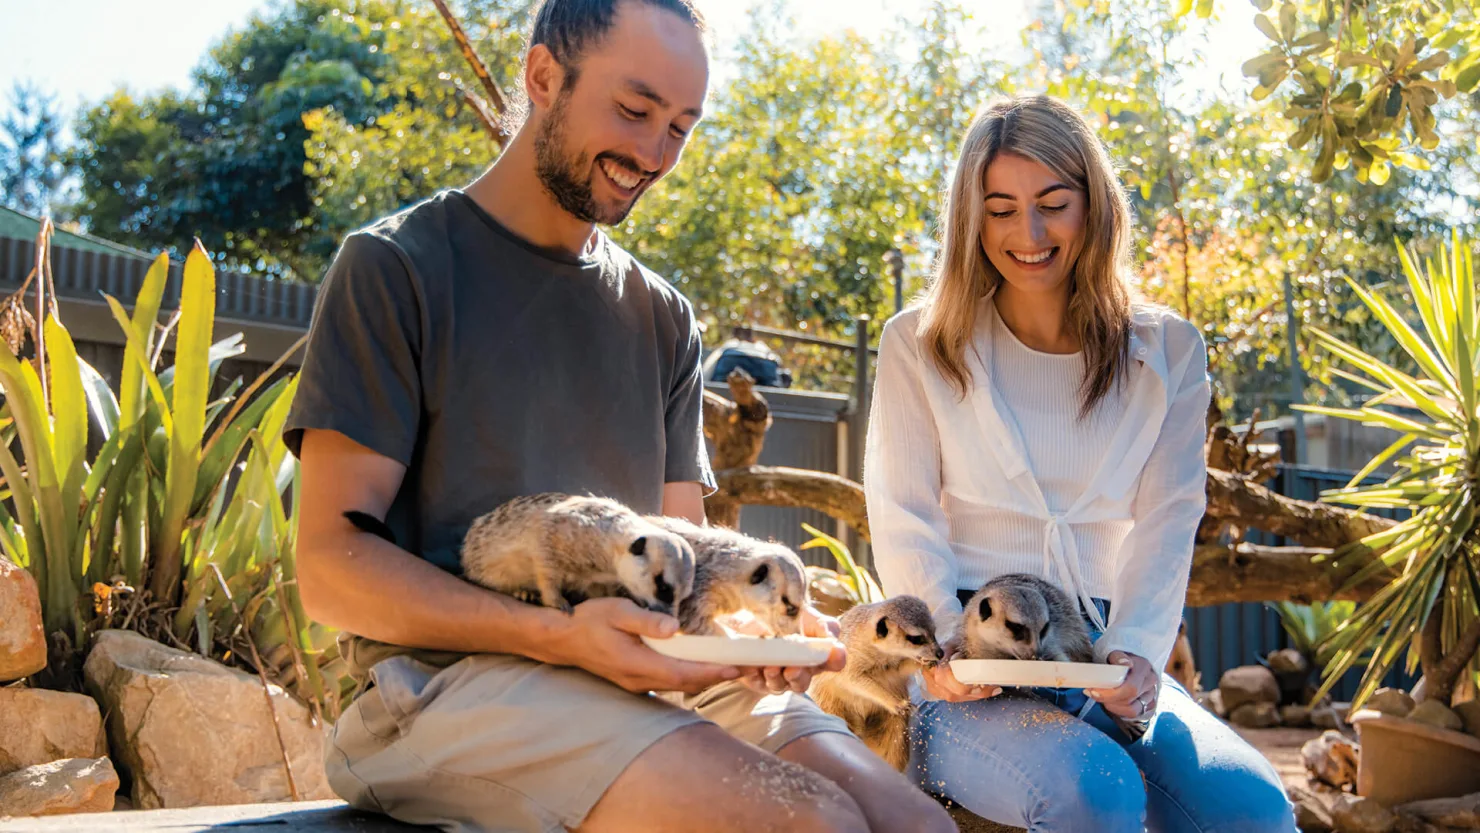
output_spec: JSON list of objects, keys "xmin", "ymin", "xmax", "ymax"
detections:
[
  {"xmin": 978, "ymin": 597, "xmax": 992, "ymax": 622},
  {"xmin": 876, "ymin": 617, "xmax": 890, "ymax": 639},
  {"xmin": 629, "ymin": 537, "xmax": 647, "ymax": 556},
  {"xmin": 749, "ymin": 563, "xmax": 770, "ymax": 585}
]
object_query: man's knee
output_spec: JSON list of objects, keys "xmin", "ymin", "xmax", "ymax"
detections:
[{"xmin": 1032, "ymin": 745, "xmax": 1145, "ymax": 832}]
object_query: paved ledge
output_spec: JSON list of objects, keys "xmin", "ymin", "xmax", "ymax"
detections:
[{"xmin": 0, "ymin": 800, "xmax": 431, "ymax": 832}]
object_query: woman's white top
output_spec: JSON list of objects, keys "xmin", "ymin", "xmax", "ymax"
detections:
[{"xmin": 863, "ymin": 294, "xmax": 1211, "ymax": 670}]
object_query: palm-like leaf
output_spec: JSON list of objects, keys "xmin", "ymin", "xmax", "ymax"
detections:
[{"xmin": 1297, "ymin": 235, "xmax": 1480, "ymax": 708}]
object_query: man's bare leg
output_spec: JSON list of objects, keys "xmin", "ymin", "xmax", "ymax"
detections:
[
  {"xmin": 578, "ymin": 723, "xmax": 870, "ymax": 833},
  {"xmin": 777, "ymin": 732, "xmax": 958, "ymax": 833}
]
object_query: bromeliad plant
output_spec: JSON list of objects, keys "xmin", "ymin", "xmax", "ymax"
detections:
[
  {"xmin": 0, "ymin": 221, "xmax": 351, "ymax": 718},
  {"xmin": 1297, "ymin": 232, "xmax": 1480, "ymax": 709},
  {"xmin": 799, "ymin": 522, "xmax": 884, "ymax": 615}
]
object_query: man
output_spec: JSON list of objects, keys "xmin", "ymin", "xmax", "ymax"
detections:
[{"xmin": 286, "ymin": 0, "xmax": 957, "ymax": 830}]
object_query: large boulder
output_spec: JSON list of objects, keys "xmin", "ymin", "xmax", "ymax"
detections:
[
  {"xmin": 1281, "ymin": 704, "xmax": 1313, "ymax": 728},
  {"xmin": 1218, "ymin": 665, "xmax": 1280, "ymax": 714},
  {"xmin": 0, "ymin": 557, "xmax": 45, "ymax": 681},
  {"xmin": 1289, "ymin": 786, "xmax": 1335, "ymax": 833},
  {"xmin": 1302, "ymin": 730, "xmax": 1359, "ymax": 791},
  {"xmin": 1229, "ymin": 701, "xmax": 1281, "ymax": 729},
  {"xmin": 83, "ymin": 629, "xmax": 334, "ymax": 809},
  {"xmin": 0, "ymin": 757, "xmax": 117, "ymax": 817},
  {"xmin": 0, "ymin": 688, "xmax": 106, "ymax": 775}
]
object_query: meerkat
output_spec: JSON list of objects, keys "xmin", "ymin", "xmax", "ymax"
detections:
[
  {"xmin": 644, "ymin": 515, "xmax": 809, "ymax": 637},
  {"xmin": 957, "ymin": 573, "xmax": 1093, "ymax": 663},
  {"xmin": 344, "ymin": 493, "xmax": 696, "ymax": 616},
  {"xmin": 808, "ymin": 596, "xmax": 943, "ymax": 770}
]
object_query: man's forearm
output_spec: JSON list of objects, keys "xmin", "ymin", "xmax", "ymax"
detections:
[{"xmin": 299, "ymin": 529, "xmax": 569, "ymax": 663}]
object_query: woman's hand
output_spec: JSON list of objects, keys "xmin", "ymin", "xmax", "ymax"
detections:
[
  {"xmin": 921, "ymin": 636, "xmax": 1001, "ymax": 703},
  {"xmin": 1085, "ymin": 650, "xmax": 1159, "ymax": 719}
]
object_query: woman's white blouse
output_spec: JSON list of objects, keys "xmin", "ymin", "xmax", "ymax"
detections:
[{"xmin": 862, "ymin": 296, "xmax": 1211, "ymax": 671}]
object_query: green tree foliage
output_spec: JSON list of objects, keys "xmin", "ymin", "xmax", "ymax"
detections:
[
  {"xmin": 0, "ymin": 81, "xmax": 71, "ymax": 219},
  {"xmin": 1203, "ymin": 0, "xmax": 1480, "ymax": 184}
]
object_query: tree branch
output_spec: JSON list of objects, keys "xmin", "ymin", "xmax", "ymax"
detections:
[
  {"xmin": 1186, "ymin": 542, "xmax": 1391, "ymax": 606},
  {"xmin": 429, "ymin": 0, "xmax": 511, "ymax": 148},
  {"xmin": 1204, "ymin": 468, "xmax": 1395, "ymax": 549},
  {"xmin": 710, "ymin": 465, "xmax": 870, "ymax": 541}
]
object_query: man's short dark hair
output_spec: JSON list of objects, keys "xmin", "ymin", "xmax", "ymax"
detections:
[{"xmin": 530, "ymin": 0, "xmax": 706, "ymax": 83}]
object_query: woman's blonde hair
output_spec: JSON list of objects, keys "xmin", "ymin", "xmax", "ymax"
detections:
[{"xmin": 918, "ymin": 94, "xmax": 1134, "ymax": 418}]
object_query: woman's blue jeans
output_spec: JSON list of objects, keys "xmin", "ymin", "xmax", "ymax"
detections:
[{"xmin": 909, "ymin": 597, "xmax": 1297, "ymax": 832}]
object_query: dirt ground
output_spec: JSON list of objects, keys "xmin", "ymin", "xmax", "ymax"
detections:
[{"xmin": 1234, "ymin": 725, "xmax": 1330, "ymax": 793}]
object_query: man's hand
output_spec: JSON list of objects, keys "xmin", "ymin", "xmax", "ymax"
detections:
[
  {"xmin": 541, "ymin": 598, "xmax": 747, "ymax": 695},
  {"xmin": 1085, "ymin": 650, "xmax": 1159, "ymax": 719},
  {"xmin": 740, "ymin": 605, "xmax": 847, "ymax": 695},
  {"xmin": 920, "ymin": 636, "xmax": 1001, "ymax": 703}
]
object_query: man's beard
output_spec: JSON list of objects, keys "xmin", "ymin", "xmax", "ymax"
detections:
[{"xmin": 534, "ymin": 90, "xmax": 645, "ymax": 226}]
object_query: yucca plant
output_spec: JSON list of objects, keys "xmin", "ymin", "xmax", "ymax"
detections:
[
  {"xmin": 1296, "ymin": 232, "xmax": 1480, "ymax": 709},
  {"xmin": 0, "ymin": 221, "xmax": 351, "ymax": 718}
]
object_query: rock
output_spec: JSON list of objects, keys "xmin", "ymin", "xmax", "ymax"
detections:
[
  {"xmin": 1201, "ymin": 688, "xmax": 1227, "ymax": 718},
  {"xmin": 1455, "ymin": 701, "xmax": 1480, "ymax": 740},
  {"xmin": 0, "ymin": 688, "xmax": 106, "ymax": 775},
  {"xmin": 1219, "ymin": 665, "xmax": 1281, "ymax": 713},
  {"xmin": 1331, "ymin": 794, "xmax": 1397, "ymax": 833},
  {"xmin": 1399, "ymin": 791, "xmax": 1480, "ymax": 829},
  {"xmin": 83, "ymin": 629, "xmax": 334, "ymax": 809},
  {"xmin": 1408, "ymin": 699, "xmax": 1464, "ymax": 732},
  {"xmin": 1282, "ymin": 704, "xmax": 1314, "ymax": 727},
  {"xmin": 1268, "ymin": 648, "xmax": 1310, "ymax": 675},
  {"xmin": 0, "ymin": 557, "xmax": 45, "ymax": 681},
  {"xmin": 1230, "ymin": 701, "xmax": 1282, "ymax": 728},
  {"xmin": 1367, "ymin": 688, "xmax": 1416, "ymax": 719},
  {"xmin": 1303, "ymin": 730, "xmax": 1360, "ymax": 791},
  {"xmin": 0, "ymin": 757, "xmax": 117, "ymax": 817},
  {"xmin": 1290, "ymin": 786, "xmax": 1335, "ymax": 832}
]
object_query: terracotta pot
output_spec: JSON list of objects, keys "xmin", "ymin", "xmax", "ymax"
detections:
[{"xmin": 1350, "ymin": 708, "xmax": 1480, "ymax": 805}]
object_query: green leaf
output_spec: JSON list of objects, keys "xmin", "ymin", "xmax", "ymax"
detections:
[
  {"xmin": 78, "ymin": 359, "xmax": 120, "ymax": 441},
  {"xmin": 1368, "ymin": 158, "xmax": 1390, "ymax": 185},
  {"xmin": 43, "ymin": 316, "xmax": 88, "ymax": 514},
  {"xmin": 1194, "ymin": 0, "xmax": 1214, "ymax": 17},
  {"xmin": 1254, "ymin": 13, "xmax": 1281, "ymax": 42},
  {"xmin": 120, "ymin": 253, "xmax": 169, "ymax": 433},
  {"xmin": 1457, "ymin": 62, "xmax": 1480, "ymax": 93},
  {"xmin": 103, "ymin": 295, "xmax": 173, "ymax": 438},
  {"xmin": 1173, "ymin": 0, "xmax": 1193, "ymax": 18},
  {"xmin": 1279, "ymin": 3, "xmax": 1297, "ymax": 38}
]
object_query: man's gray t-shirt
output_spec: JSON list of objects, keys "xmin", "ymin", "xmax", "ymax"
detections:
[{"xmin": 284, "ymin": 189, "xmax": 716, "ymax": 573}]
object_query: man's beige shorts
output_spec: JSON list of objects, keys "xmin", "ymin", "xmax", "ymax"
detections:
[{"xmin": 325, "ymin": 653, "xmax": 853, "ymax": 832}]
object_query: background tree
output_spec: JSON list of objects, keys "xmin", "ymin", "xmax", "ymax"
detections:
[{"xmin": 0, "ymin": 81, "xmax": 72, "ymax": 219}]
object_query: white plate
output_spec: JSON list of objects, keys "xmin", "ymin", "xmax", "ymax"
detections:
[
  {"xmin": 950, "ymin": 659, "xmax": 1129, "ymax": 689},
  {"xmin": 641, "ymin": 634, "xmax": 835, "ymax": 667}
]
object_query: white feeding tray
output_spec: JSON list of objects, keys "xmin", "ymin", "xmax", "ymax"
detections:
[
  {"xmin": 641, "ymin": 633, "xmax": 835, "ymax": 667},
  {"xmin": 950, "ymin": 659, "xmax": 1129, "ymax": 690}
]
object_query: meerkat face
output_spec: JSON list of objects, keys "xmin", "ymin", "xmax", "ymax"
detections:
[
  {"xmin": 740, "ymin": 547, "xmax": 808, "ymax": 636},
  {"xmin": 873, "ymin": 612, "xmax": 945, "ymax": 667},
  {"xmin": 613, "ymin": 529, "xmax": 696, "ymax": 616},
  {"xmin": 973, "ymin": 588, "xmax": 1053, "ymax": 661}
]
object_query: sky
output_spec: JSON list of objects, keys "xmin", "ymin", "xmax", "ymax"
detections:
[{"xmin": 0, "ymin": 0, "xmax": 1266, "ymax": 113}]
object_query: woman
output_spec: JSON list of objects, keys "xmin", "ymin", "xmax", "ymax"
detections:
[{"xmin": 863, "ymin": 95, "xmax": 1296, "ymax": 832}]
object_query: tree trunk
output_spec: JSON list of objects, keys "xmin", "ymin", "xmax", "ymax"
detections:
[
  {"xmin": 1204, "ymin": 469, "xmax": 1395, "ymax": 550},
  {"xmin": 1419, "ymin": 598, "xmax": 1480, "ymax": 706},
  {"xmin": 703, "ymin": 371, "xmax": 772, "ymax": 528},
  {"xmin": 1185, "ymin": 542, "xmax": 1391, "ymax": 606},
  {"xmin": 710, "ymin": 465, "xmax": 870, "ymax": 541}
]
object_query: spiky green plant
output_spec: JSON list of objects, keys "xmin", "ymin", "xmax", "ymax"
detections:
[
  {"xmin": 0, "ymin": 223, "xmax": 351, "ymax": 717},
  {"xmin": 800, "ymin": 522, "xmax": 884, "ymax": 607},
  {"xmin": 1296, "ymin": 233, "xmax": 1480, "ymax": 708},
  {"xmin": 1268, "ymin": 600, "xmax": 1356, "ymax": 671}
]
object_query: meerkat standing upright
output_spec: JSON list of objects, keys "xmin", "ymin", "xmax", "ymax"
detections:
[
  {"xmin": 644, "ymin": 515, "xmax": 809, "ymax": 637},
  {"xmin": 808, "ymin": 596, "xmax": 942, "ymax": 771},
  {"xmin": 957, "ymin": 573, "xmax": 1093, "ymax": 663},
  {"xmin": 345, "ymin": 493, "xmax": 696, "ymax": 615}
]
